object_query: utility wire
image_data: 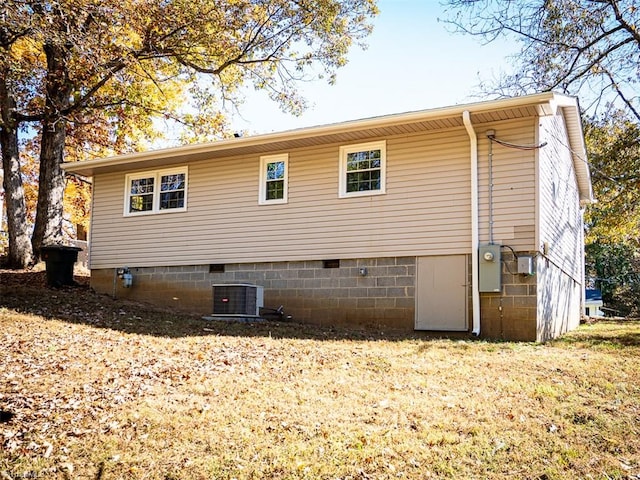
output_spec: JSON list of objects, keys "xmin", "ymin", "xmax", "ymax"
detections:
[
  {"xmin": 541, "ymin": 125, "xmax": 626, "ymax": 189},
  {"xmin": 487, "ymin": 133, "xmax": 547, "ymax": 150},
  {"xmin": 540, "ymin": 125, "xmax": 639, "ymax": 208}
]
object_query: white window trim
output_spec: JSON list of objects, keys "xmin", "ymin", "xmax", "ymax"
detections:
[
  {"xmin": 339, "ymin": 140, "xmax": 387, "ymax": 198},
  {"xmin": 123, "ymin": 166, "xmax": 188, "ymax": 216},
  {"xmin": 259, "ymin": 153, "xmax": 289, "ymax": 205}
]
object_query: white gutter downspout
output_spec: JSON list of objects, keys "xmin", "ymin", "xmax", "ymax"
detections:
[{"xmin": 463, "ymin": 111, "xmax": 481, "ymax": 336}]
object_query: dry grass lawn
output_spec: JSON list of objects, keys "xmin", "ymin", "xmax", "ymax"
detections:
[{"xmin": 1, "ymin": 271, "xmax": 639, "ymax": 479}]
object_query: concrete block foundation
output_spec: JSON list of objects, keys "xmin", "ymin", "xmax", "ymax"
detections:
[
  {"xmin": 90, "ymin": 251, "xmax": 576, "ymax": 341},
  {"xmin": 91, "ymin": 257, "xmax": 417, "ymax": 331}
]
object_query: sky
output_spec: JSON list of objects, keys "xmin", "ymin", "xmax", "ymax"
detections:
[{"xmin": 229, "ymin": 0, "xmax": 519, "ymax": 135}]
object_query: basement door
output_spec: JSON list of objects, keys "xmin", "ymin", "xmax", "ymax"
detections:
[{"xmin": 415, "ymin": 255, "xmax": 468, "ymax": 331}]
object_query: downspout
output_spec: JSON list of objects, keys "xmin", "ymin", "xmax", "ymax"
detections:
[{"xmin": 463, "ymin": 111, "xmax": 481, "ymax": 336}]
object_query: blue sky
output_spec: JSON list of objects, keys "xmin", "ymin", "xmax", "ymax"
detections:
[{"xmin": 230, "ymin": 1, "xmax": 518, "ymax": 134}]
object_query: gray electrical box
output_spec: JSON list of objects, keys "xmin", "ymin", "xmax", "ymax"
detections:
[
  {"xmin": 518, "ymin": 255, "xmax": 534, "ymax": 275},
  {"xmin": 479, "ymin": 244, "xmax": 501, "ymax": 292}
]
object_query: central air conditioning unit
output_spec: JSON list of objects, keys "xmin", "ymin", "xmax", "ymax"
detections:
[{"xmin": 211, "ymin": 284, "xmax": 264, "ymax": 317}]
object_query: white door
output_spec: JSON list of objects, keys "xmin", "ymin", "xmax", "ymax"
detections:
[{"xmin": 415, "ymin": 255, "xmax": 468, "ymax": 331}]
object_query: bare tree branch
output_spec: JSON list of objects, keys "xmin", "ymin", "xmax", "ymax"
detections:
[{"xmin": 444, "ymin": 0, "xmax": 640, "ymax": 121}]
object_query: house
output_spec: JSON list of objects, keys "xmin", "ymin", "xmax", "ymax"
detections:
[
  {"xmin": 62, "ymin": 92, "xmax": 593, "ymax": 342},
  {"xmin": 584, "ymin": 289, "xmax": 604, "ymax": 317}
]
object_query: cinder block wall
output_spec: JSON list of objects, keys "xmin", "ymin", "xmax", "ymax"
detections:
[
  {"xmin": 91, "ymin": 257, "xmax": 416, "ymax": 330},
  {"xmin": 90, "ymin": 252, "xmax": 551, "ymax": 340},
  {"xmin": 480, "ymin": 251, "xmax": 538, "ymax": 341}
]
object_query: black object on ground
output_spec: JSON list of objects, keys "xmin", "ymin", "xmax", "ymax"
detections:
[{"xmin": 40, "ymin": 245, "xmax": 82, "ymax": 287}]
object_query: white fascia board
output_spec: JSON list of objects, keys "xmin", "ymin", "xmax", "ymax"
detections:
[{"xmin": 62, "ymin": 91, "xmax": 577, "ymax": 178}]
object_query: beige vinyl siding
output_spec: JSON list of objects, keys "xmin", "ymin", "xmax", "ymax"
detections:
[
  {"xmin": 90, "ymin": 129, "xmax": 464, "ymax": 268},
  {"xmin": 537, "ymin": 114, "xmax": 583, "ymax": 280},
  {"xmin": 476, "ymin": 117, "xmax": 537, "ymax": 250},
  {"xmin": 89, "ymin": 122, "xmax": 537, "ymax": 269}
]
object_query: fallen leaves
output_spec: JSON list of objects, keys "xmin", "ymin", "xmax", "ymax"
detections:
[{"xmin": 1, "ymin": 271, "xmax": 640, "ymax": 479}]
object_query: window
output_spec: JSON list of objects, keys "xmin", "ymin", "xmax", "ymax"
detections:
[
  {"xmin": 259, "ymin": 154, "xmax": 288, "ymax": 204},
  {"xmin": 339, "ymin": 140, "xmax": 386, "ymax": 198},
  {"xmin": 124, "ymin": 167, "xmax": 188, "ymax": 216}
]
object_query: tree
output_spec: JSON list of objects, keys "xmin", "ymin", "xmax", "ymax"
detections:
[
  {"xmin": 584, "ymin": 113, "xmax": 640, "ymax": 315},
  {"xmin": 0, "ymin": 0, "xmax": 378, "ymax": 267},
  {"xmin": 0, "ymin": 7, "xmax": 33, "ymax": 267},
  {"xmin": 584, "ymin": 113, "xmax": 640, "ymax": 244},
  {"xmin": 444, "ymin": 0, "xmax": 640, "ymax": 316},
  {"xmin": 443, "ymin": 0, "xmax": 640, "ymax": 120}
]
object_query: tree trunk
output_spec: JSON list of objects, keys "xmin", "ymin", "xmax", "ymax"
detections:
[
  {"xmin": 1, "ymin": 127, "xmax": 34, "ymax": 268},
  {"xmin": 31, "ymin": 118, "xmax": 67, "ymax": 256},
  {"xmin": 31, "ymin": 42, "xmax": 72, "ymax": 258},
  {"xmin": 0, "ymin": 74, "xmax": 33, "ymax": 268}
]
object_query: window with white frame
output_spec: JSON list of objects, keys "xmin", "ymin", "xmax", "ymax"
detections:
[
  {"xmin": 124, "ymin": 167, "xmax": 188, "ymax": 216},
  {"xmin": 259, "ymin": 154, "xmax": 288, "ymax": 204},
  {"xmin": 339, "ymin": 140, "xmax": 386, "ymax": 198}
]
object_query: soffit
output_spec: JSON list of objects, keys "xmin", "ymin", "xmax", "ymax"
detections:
[
  {"xmin": 60, "ymin": 93, "xmax": 570, "ymax": 178},
  {"xmin": 556, "ymin": 103, "xmax": 593, "ymax": 203}
]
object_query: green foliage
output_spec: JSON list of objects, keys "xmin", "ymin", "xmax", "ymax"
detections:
[
  {"xmin": 584, "ymin": 113, "xmax": 640, "ymax": 316},
  {"xmin": 586, "ymin": 242, "xmax": 640, "ymax": 316},
  {"xmin": 584, "ymin": 113, "xmax": 640, "ymax": 245}
]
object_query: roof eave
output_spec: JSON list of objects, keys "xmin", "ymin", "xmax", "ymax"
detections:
[
  {"xmin": 552, "ymin": 97, "xmax": 594, "ymax": 204},
  {"xmin": 61, "ymin": 92, "xmax": 590, "ymax": 186}
]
